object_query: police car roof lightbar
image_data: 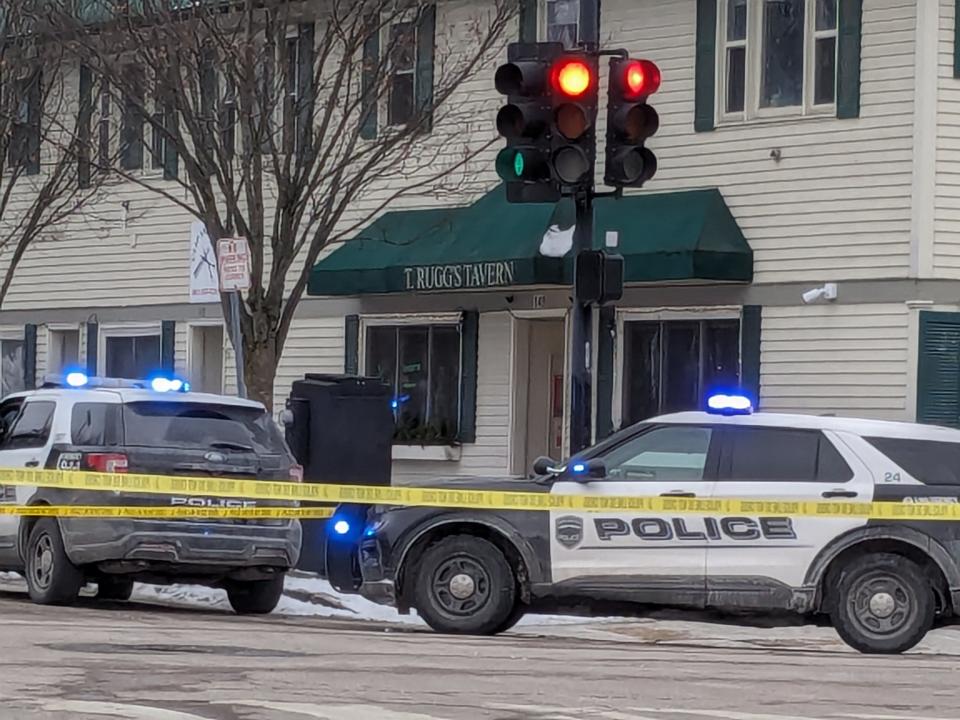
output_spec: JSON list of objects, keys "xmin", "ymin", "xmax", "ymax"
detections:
[
  {"xmin": 41, "ymin": 373, "xmax": 191, "ymax": 393},
  {"xmin": 706, "ymin": 393, "xmax": 753, "ymax": 415}
]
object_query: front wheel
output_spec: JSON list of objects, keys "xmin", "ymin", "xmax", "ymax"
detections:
[
  {"xmin": 25, "ymin": 519, "xmax": 84, "ymax": 606},
  {"xmin": 830, "ymin": 553, "xmax": 935, "ymax": 654},
  {"xmin": 225, "ymin": 575, "xmax": 285, "ymax": 615},
  {"xmin": 413, "ymin": 535, "xmax": 517, "ymax": 635}
]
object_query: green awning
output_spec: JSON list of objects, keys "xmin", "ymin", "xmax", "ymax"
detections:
[{"xmin": 308, "ymin": 186, "xmax": 752, "ymax": 297}]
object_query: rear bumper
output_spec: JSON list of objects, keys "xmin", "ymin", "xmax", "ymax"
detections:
[{"xmin": 59, "ymin": 517, "xmax": 302, "ymax": 571}]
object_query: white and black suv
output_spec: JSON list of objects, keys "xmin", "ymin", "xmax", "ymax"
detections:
[
  {"xmin": 331, "ymin": 397, "xmax": 960, "ymax": 654},
  {"xmin": 0, "ymin": 375, "xmax": 302, "ymax": 614}
]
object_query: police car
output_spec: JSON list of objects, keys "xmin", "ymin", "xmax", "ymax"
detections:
[
  {"xmin": 0, "ymin": 372, "xmax": 302, "ymax": 613},
  {"xmin": 328, "ymin": 394, "xmax": 960, "ymax": 654}
]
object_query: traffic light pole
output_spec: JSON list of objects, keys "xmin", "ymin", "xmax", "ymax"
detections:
[{"xmin": 568, "ymin": 0, "xmax": 600, "ymax": 456}]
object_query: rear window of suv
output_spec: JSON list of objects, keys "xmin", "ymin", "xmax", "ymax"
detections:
[
  {"xmin": 866, "ymin": 437, "xmax": 960, "ymax": 485},
  {"xmin": 122, "ymin": 401, "xmax": 287, "ymax": 455}
]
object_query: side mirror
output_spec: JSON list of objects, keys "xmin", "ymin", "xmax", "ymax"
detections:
[
  {"xmin": 569, "ymin": 458, "xmax": 607, "ymax": 481},
  {"xmin": 532, "ymin": 456, "xmax": 558, "ymax": 476}
]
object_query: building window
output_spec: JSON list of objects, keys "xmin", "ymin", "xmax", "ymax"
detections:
[
  {"xmin": 622, "ymin": 319, "xmax": 740, "ymax": 426},
  {"xmin": 0, "ymin": 339, "xmax": 24, "ymax": 398},
  {"xmin": 388, "ymin": 22, "xmax": 417, "ymax": 126},
  {"xmin": 47, "ymin": 328, "xmax": 80, "ymax": 375},
  {"xmin": 365, "ymin": 324, "xmax": 461, "ymax": 444},
  {"xmin": 719, "ymin": 0, "xmax": 837, "ymax": 119},
  {"xmin": 9, "ymin": 73, "xmax": 41, "ymax": 175},
  {"xmin": 544, "ymin": 0, "xmax": 579, "ymax": 48},
  {"xmin": 104, "ymin": 334, "xmax": 160, "ymax": 380},
  {"xmin": 120, "ymin": 67, "xmax": 145, "ymax": 171}
]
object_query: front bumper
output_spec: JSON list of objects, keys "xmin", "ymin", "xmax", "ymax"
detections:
[{"xmin": 59, "ymin": 517, "xmax": 302, "ymax": 571}]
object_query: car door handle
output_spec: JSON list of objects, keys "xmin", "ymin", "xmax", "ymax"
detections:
[
  {"xmin": 25, "ymin": 460, "xmax": 39, "ymax": 467},
  {"xmin": 821, "ymin": 490, "xmax": 858, "ymax": 499},
  {"xmin": 660, "ymin": 491, "xmax": 696, "ymax": 498}
]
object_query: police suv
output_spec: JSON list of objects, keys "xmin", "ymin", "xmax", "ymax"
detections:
[
  {"xmin": 0, "ymin": 373, "xmax": 302, "ymax": 613},
  {"xmin": 328, "ymin": 395, "xmax": 960, "ymax": 654}
]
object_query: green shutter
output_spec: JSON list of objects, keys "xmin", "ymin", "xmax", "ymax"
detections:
[
  {"xmin": 85, "ymin": 322, "xmax": 98, "ymax": 376},
  {"xmin": 296, "ymin": 22, "xmax": 316, "ymax": 157},
  {"xmin": 837, "ymin": 0, "xmax": 862, "ymax": 119},
  {"xmin": 344, "ymin": 314, "xmax": 359, "ymax": 375},
  {"xmin": 741, "ymin": 305, "xmax": 762, "ymax": 409},
  {"xmin": 23, "ymin": 324, "xmax": 36, "ymax": 390},
  {"xmin": 459, "ymin": 310, "xmax": 479, "ymax": 444},
  {"xmin": 595, "ymin": 306, "xmax": 616, "ymax": 439},
  {"xmin": 955, "ymin": 0, "xmax": 960, "ymax": 78},
  {"xmin": 360, "ymin": 20, "xmax": 379, "ymax": 140},
  {"xmin": 519, "ymin": 0, "xmax": 538, "ymax": 41},
  {"xmin": 78, "ymin": 65, "xmax": 93, "ymax": 189},
  {"xmin": 161, "ymin": 321, "xmax": 176, "ymax": 373},
  {"xmin": 694, "ymin": 0, "xmax": 717, "ymax": 132},
  {"xmin": 917, "ymin": 312, "xmax": 960, "ymax": 427},
  {"xmin": 415, "ymin": 4, "xmax": 436, "ymax": 132}
]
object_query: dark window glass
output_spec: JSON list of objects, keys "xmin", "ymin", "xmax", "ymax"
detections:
[
  {"xmin": 71, "ymin": 402, "xmax": 122, "ymax": 446},
  {"xmin": 604, "ymin": 425, "xmax": 713, "ymax": 482},
  {"xmin": 726, "ymin": 46, "xmax": 746, "ymax": 113},
  {"xmin": 814, "ymin": 36, "xmax": 836, "ymax": 105},
  {"xmin": 3, "ymin": 401, "xmax": 55, "ymax": 450},
  {"xmin": 728, "ymin": 427, "xmax": 819, "ymax": 481},
  {"xmin": 760, "ymin": 0, "xmax": 804, "ymax": 108},
  {"xmin": 816, "ymin": 0, "xmax": 838, "ymax": 31},
  {"xmin": 1, "ymin": 339, "xmax": 25, "ymax": 397},
  {"xmin": 865, "ymin": 437, "xmax": 960, "ymax": 486},
  {"xmin": 725, "ymin": 427, "xmax": 850, "ymax": 482},
  {"xmin": 0, "ymin": 400, "xmax": 22, "ymax": 435},
  {"xmin": 105, "ymin": 335, "xmax": 161, "ymax": 380},
  {"xmin": 366, "ymin": 324, "xmax": 462, "ymax": 444},
  {"xmin": 623, "ymin": 319, "xmax": 740, "ymax": 425},
  {"xmin": 388, "ymin": 22, "xmax": 416, "ymax": 126},
  {"xmin": 546, "ymin": 0, "xmax": 580, "ymax": 48},
  {"xmin": 727, "ymin": 0, "xmax": 747, "ymax": 40},
  {"xmin": 122, "ymin": 402, "xmax": 287, "ymax": 454}
]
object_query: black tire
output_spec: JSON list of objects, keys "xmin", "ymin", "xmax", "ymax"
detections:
[
  {"xmin": 830, "ymin": 553, "xmax": 935, "ymax": 654},
  {"xmin": 413, "ymin": 535, "xmax": 517, "ymax": 635},
  {"xmin": 225, "ymin": 575, "xmax": 285, "ymax": 615},
  {"xmin": 492, "ymin": 602, "xmax": 526, "ymax": 634},
  {"xmin": 25, "ymin": 519, "xmax": 84, "ymax": 606},
  {"xmin": 97, "ymin": 577, "xmax": 134, "ymax": 602}
]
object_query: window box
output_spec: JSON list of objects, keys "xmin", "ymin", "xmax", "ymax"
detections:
[{"xmin": 392, "ymin": 444, "xmax": 463, "ymax": 462}]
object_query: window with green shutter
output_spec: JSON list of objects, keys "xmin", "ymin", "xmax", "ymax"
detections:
[{"xmin": 918, "ymin": 312, "xmax": 960, "ymax": 428}]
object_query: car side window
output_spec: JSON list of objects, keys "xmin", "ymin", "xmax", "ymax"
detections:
[
  {"xmin": 71, "ymin": 403, "xmax": 122, "ymax": 446},
  {"xmin": 724, "ymin": 427, "xmax": 852, "ymax": 483},
  {"xmin": 0, "ymin": 399, "xmax": 22, "ymax": 438},
  {"xmin": 602, "ymin": 426, "xmax": 714, "ymax": 482},
  {"xmin": 2, "ymin": 401, "xmax": 56, "ymax": 451}
]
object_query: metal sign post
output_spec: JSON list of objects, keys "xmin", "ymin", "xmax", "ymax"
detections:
[{"xmin": 218, "ymin": 237, "xmax": 251, "ymax": 399}]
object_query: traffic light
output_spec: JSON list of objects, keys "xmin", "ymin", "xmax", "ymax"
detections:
[
  {"xmin": 575, "ymin": 250, "xmax": 624, "ymax": 304},
  {"xmin": 605, "ymin": 58, "xmax": 660, "ymax": 188},
  {"xmin": 495, "ymin": 42, "xmax": 564, "ymax": 203},
  {"xmin": 550, "ymin": 54, "xmax": 599, "ymax": 190}
]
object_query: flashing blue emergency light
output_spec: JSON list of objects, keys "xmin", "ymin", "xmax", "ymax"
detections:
[
  {"xmin": 706, "ymin": 393, "xmax": 753, "ymax": 415},
  {"xmin": 65, "ymin": 371, "xmax": 89, "ymax": 388},
  {"xmin": 149, "ymin": 376, "xmax": 190, "ymax": 393},
  {"xmin": 571, "ymin": 462, "xmax": 587, "ymax": 474},
  {"xmin": 332, "ymin": 519, "xmax": 351, "ymax": 536}
]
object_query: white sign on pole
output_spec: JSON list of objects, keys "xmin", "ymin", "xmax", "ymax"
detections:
[
  {"xmin": 189, "ymin": 221, "xmax": 220, "ymax": 303},
  {"xmin": 217, "ymin": 237, "xmax": 252, "ymax": 292}
]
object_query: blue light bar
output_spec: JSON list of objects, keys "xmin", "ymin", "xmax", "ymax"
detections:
[
  {"xmin": 65, "ymin": 371, "xmax": 89, "ymax": 388},
  {"xmin": 571, "ymin": 462, "xmax": 587, "ymax": 474},
  {"xmin": 707, "ymin": 393, "xmax": 753, "ymax": 415},
  {"xmin": 149, "ymin": 376, "xmax": 190, "ymax": 393},
  {"xmin": 333, "ymin": 519, "xmax": 350, "ymax": 535}
]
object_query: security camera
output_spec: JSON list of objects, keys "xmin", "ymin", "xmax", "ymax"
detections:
[{"xmin": 801, "ymin": 283, "xmax": 837, "ymax": 304}]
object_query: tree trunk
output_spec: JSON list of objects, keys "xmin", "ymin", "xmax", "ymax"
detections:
[{"xmin": 243, "ymin": 340, "xmax": 279, "ymax": 413}]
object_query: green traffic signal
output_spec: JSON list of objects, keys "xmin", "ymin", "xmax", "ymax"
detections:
[
  {"xmin": 513, "ymin": 152, "xmax": 524, "ymax": 177},
  {"xmin": 497, "ymin": 147, "xmax": 548, "ymax": 182}
]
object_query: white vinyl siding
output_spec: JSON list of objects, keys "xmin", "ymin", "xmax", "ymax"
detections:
[{"xmin": 760, "ymin": 303, "xmax": 910, "ymax": 419}]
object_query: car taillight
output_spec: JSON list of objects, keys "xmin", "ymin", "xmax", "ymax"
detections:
[
  {"xmin": 289, "ymin": 464, "xmax": 303, "ymax": 482},
  {"xmin": 86, "ymin": 453, "xmax": 129, "ymax": 473}
]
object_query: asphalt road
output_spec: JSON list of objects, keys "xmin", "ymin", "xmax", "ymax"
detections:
[{"xmin": 2, "ymin": 589, "xmax": 960, "ymax": 720}]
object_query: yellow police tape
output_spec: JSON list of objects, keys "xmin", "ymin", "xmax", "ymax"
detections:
[
  {"xmin": 1, "ymin": 466, "xmax": 960, "ymax": 521},
  {"xmin": 0, "ymin": 505, "xmax": 333, "ymax": 519}
]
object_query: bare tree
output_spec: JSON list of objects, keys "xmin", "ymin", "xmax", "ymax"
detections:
[
  {"xmin": 42, "ymin": 0, "xmax": 517, "ymax": 408},
  {"xmin": 0, "ymin": 0, "xmax": 114, "ymax": 309}
]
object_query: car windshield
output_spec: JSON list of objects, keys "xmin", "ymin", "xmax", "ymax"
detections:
[{"xmin": 122, "ymin": 401, "xmax": 287, "ymax": 455}]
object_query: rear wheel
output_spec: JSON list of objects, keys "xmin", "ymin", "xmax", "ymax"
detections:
[
  {"xmin": 97, "ymin": 577, "xmax": 134, "ymax": 602},
  {"xmin": 25, "ymin": 519, "xmax": 83, "ymax": 606},
  {"xmin": 225, "ymin": 575, "xmax": 285, "ymax": 615},
  {"xmin": 413, "ymin": 535, "xmax": 517, "ymax": 635},
  {"xmin": 830, "ymin": 553, "xmax": 935, "ymax": 654}
]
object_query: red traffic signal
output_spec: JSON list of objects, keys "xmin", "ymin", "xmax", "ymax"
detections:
[
  {"xmin": 621, "ymin": 59, "xmax": 661, "ymax": 100},
  {"xmin": 553, "ymin": 58, "xmax": 593, "ymax": 98}
]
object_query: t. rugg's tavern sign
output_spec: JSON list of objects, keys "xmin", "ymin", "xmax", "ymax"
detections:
[{"xmin": 403, "ymin": 261, "xmax": 517, "ymax": 291}]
